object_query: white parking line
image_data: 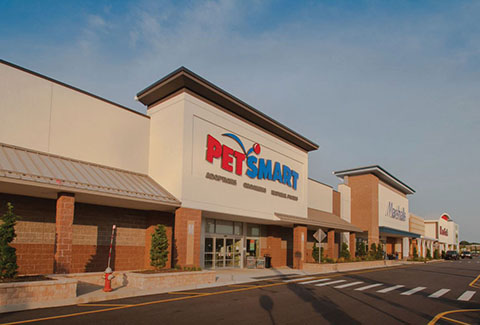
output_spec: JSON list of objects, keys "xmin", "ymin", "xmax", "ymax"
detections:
[
  {"xmin": 457, "ymin": 291, "xmax": 476, "ymax": 301},
  {"xmin": 315, "ymin": 280, "xmax": 346, "ymax": 287},
  {"xmin": 334, "ymin": 281, "xmax": 364, "ymax": 289},
  {"xmin": 428, "ymin": 289, "xmax": 450, "ymax": 298},
  {"xmin": 401, "ymin": 287, "xmax": 426, "ymax": 296},
  {"xmin": 355, "ymin": 283, "xmax": 383, "ymax": 291},
  {"xmin": 299, "ymin": 278, "xmax": 331, "ymax": 285},
  {"xmin": 283, "ymin": 277, "xmax": 315, "ymax": 283},
  {"xmin": 377, "ymin": 285, "xmax": 404, "ymax": 293}
]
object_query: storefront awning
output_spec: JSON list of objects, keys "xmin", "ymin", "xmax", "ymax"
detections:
[
  {"xmin": 379, "ymin": 226, "xmax": 420, "ymax": 238},
  {"xmin": 0, "ymin": 143, "xmax": 180, "ymax": 209},
  {"xmin": 274, "ymin": 208, "xmax": 363, "ymax": 232}
]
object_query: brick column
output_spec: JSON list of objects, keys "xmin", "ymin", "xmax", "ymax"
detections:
[
  {"xmin": 293, "ymin": 225, "xmax": 307, "ymax": 269},
  {"xmin": 174, "ymin": 208, "xmax": 202, "ymax": 268},
  {"xmin": 145, "ymin": 213, "xmax": 174, "ymax": 270},
  {"xmin": 349, "ymin": 233, "xmax": 356, "ymax": 258},
  {"xmin": 327, "ymin": 230, "xmax": 335, "ymax": 259},
  {"xmin": 54, "ymin": 193, "xmax": 74, "ymax": 274}
]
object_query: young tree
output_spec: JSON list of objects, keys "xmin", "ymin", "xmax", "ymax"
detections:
[
  {"xmin": 413, "ymin": 246, "xmax": 418, "ymax": 259},
  {"xmin": 150, "ymin": 224, "xmax": 169, "ymax": 270},
  {"xmin": 340, "ymin": 242, "xmax": 351, "ymax": 260},
  {"xmin": 0, "ymin": 203, "xmax": 19, "ymax": 279},
  {"xmin": 376, "ymin": 243, "xmax": 384, "ymax": 260},
  {"xmin": 312, "ymin": 242, "xmax": 319, "ymax": 263},
  {"xmin": 426, "ymin": 248, "xmax": 432, "ymax": 259}
]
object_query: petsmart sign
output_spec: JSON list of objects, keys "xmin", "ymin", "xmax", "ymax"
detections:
[{"xmin": 205, "ymin": 133, "xmax": 300, "ymax": 191}]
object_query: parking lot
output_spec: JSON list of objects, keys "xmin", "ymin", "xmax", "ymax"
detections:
[{"xmin": 1, "ymin": 259, "xmax": 479, "ymax": 325}]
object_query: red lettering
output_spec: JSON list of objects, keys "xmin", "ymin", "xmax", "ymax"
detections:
[
  {"xmin": 221, "ymin": 145, "xmax": 234, "ymax": 172},
  {"xmin": 206, "ymin": 135, "xmax": 222, "ymax": 163},
  {"xmin": 234, "ymin": 151, "xmax": 245, "ymax": 175}
]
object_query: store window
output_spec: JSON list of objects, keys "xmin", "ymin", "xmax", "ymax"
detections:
[
  {"xmin": 205, "ymin": 218, "xmax": 243, "ymax": 235},
  {"xmin": 247, "ymin": 224, "xmax": 261, "ymax": 237}
]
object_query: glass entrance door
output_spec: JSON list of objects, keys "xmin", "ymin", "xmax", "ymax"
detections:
[{"xmin": 204, "ymin": 236, "xmax": 242, "ymax": 269}]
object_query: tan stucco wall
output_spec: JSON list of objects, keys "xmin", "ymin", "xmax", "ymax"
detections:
[
  {"xmin": 0, "ymin": 62, "xmax": 150, "ymax": 173},
  {"xmin": 148, "ymin": 91, "xmax": 309, "ymax": 221},
  {"xmin": 338, "ymin": 183, "xmax": 351, "ymax": 222},
  {"xmin": 378, "ymin": 182, "xmax": 409, "ymax": 232},
  {"xmin": 409, "ymin": 213, "xmax": 425, "ymax": 236},
  {"xmin": 307, "ymin": 179, "xmax": 333, "ymax": 213}
]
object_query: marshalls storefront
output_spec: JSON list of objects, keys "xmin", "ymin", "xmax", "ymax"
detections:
[{"xmin": 0, "ymin": 59, "xmax": 362, "ymax": 274}]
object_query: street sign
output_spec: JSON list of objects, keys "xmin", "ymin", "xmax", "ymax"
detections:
[{"xmin": 313, "ymin": 229, "xmax": 326, "ymax": 242}]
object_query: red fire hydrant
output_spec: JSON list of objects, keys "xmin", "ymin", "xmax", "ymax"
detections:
[{"xmin": 103, "ymin": 267, "xmax": 114, "ymax": 292}]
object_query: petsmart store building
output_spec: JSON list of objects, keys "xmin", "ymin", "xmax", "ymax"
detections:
[{"xmin": 0, "ymin": 59, "xmax": 440, "ymax": 275}]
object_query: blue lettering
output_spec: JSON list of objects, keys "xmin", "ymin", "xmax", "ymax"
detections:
[
  {"xmin": 246, "ymin": 156, "xmax": 258, "ymax": 179},
  {"xmin": 282, "ymin": 165, "xmax": 292, "ymax": 187},
  {"xmin": 272, "ymin": 162, "xmax": 283, "ymax": 183},
  {"xmin": 258, "ymin": 159, "xmax": 273, "ymax": 180},
  {"xmin": 291, "ymin": 170, "xmax": 299, "ymax": 190}
]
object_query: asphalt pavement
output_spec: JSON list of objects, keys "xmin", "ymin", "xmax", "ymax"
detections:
[{"xmin": 1, "ymin": 258, "xmax": 479, "ymax": 324}]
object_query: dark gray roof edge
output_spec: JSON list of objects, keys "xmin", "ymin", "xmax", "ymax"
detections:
[
  {"xmin": 136, "ymin": 66, "xmax": 319, "ymax": 152},
  {"xmin": 0, "ymin": 58, "xmax": 148, "ymax": 119},
  {"xmin": 333, "ymin": 165, "xmax": 415, "ymax": 194}
]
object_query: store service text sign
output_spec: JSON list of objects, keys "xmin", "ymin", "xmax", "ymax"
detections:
[{"xmin": 206, "ymin": 133, "xmax": 299, "ymax": 190}]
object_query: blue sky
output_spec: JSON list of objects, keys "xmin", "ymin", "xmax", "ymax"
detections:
[{"xmin": 1, "ymin": 0, "xmax": 479, "ymax": 241}]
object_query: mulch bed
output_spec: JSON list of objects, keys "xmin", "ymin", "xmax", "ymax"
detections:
[{"xmin": 0, "ymin": 275, "xmax": 52, "ymax": 283}]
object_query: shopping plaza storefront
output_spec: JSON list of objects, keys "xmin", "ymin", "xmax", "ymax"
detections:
[{"xmin": 0, "ymin": 59, "xmax": 457, "ymax": 274}]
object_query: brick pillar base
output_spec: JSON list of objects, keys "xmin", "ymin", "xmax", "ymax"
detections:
[
  {"xmin": 349, "ymin": 233, "xmax": 356, "ymax": 258},
  {"xmin": 327, "ymin": 230, "xmax": 335, "ymax": 259},
  {"xmin": 174, "ymin": 208, "xmax": 202, "ymax": 268},
  {"xmin": 293, "ymin": 225, "xmax": 307, "ymax": 269},
  {"xmin": 145, "ymin": 212, "xmax": 174, "ymax": 270},
  {"xmin": 54, "ymin": 193, "xmax": 74, "ymax": 274}
]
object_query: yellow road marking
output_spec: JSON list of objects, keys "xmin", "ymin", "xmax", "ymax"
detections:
[
  {"xmin": 77, "ymin": 303, "xmax": 132, "ymax": 307},
  {"xmin": 441, "ymin": 316, "xmax": 470, "ymax": 325},
  {"xmin": 428, "ymin": 309, "xmax": 480, "ymax": 325},
  {"xmin": 468, "ymin": 274, "xmax": 480, "ymax": 288},
  {"xmin": 167, "ymin": 291, "xmax": 206, "ymax": 295},
  {"xmin": 0, "ymin": 264, "xmax": 412, "ymax": 325}
]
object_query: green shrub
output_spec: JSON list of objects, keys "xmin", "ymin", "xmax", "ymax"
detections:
[
  {"xmin": 426, "ymin": 248, "xmax": 432, "ymax": 259},
  {"xmin": 150, "ymin": 224, "xmax": 169, "ymax": 270},
  {"xmin": 0, "ymin": 203, "xmax": 19, "ymax": 279},
  {"xmin": 375, "ymin": 243, "xmax": 384, "ymax": 260},
  {"xmin": 312, "ymin": 242, "xmax": 319, "ymax": 263},
  {"xmin": 433, "ymin": 249, "xmax": 440, "ymax": 259},
  {"xmin": 413, "ymin": 246, "xmax": 418, "ymax": 258},
  {"xmin": 320, "ymin": 247, "xmax": 324, "ymax": 263},
  {"xmin": 356, "ymin": 241, "xmax": 367, "ymax": 257},
  {"xmin": 340, "ymin": 242, "xmax": 351, "ymax": 260}
]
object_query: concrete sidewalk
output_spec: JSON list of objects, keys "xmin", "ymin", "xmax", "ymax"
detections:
[{"xmin": 1, "ymin": 261, "xmax": 422, "ymax": 314}]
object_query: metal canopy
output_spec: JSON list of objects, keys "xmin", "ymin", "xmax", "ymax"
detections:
[
  {"xmin": 275, "ymin": 208, "xmax": 363, "ymax": 233},
  {"xmin": 379, "ymin": 226, "xmax": 420, "ymax": 238},
  {"xmin": 0, "ymin": 142, "xmax": 180, "ymax": 207}
]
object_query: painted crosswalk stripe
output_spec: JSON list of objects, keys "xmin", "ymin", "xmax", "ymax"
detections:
[
  {"xmin": 283, "ymin": 277, "xmax": 315, "ymax": 283},
  {"xmin": 457, "ymin": 291, "xmax": 476, "ymax": 301},
  {"xmin": 334, "ymin": 281, "xmax": 364, "ymax": 289},
  {"xmin": 355, "ymin": 283, "xmax": 383, "ymax": 291},
  {"xmin": 401, "ymin": 287, "xmax": 426, "ymax": 296},
  {"xmin": 299, "ymin": 278, "xmax": 331, "ymax": 285},
  {"xmin": 428, "ymin": 289, "xmax": 450, "ymax": 298},
  {"xmin": 315, "ymin": 280, "xmax": 346, "ymax": 287},
  {"xmin": 377, "ymin": 285, "xmax": 404, "ymax": 293}
]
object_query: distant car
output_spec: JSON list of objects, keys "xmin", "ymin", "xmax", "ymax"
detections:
[
  {"xmin": 445, "ymin": 250, "xmax": 459, "ymax": 260},
  {"xmin": 461, "ymin": 251, "xmax": 473, "ymax": 259}
]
